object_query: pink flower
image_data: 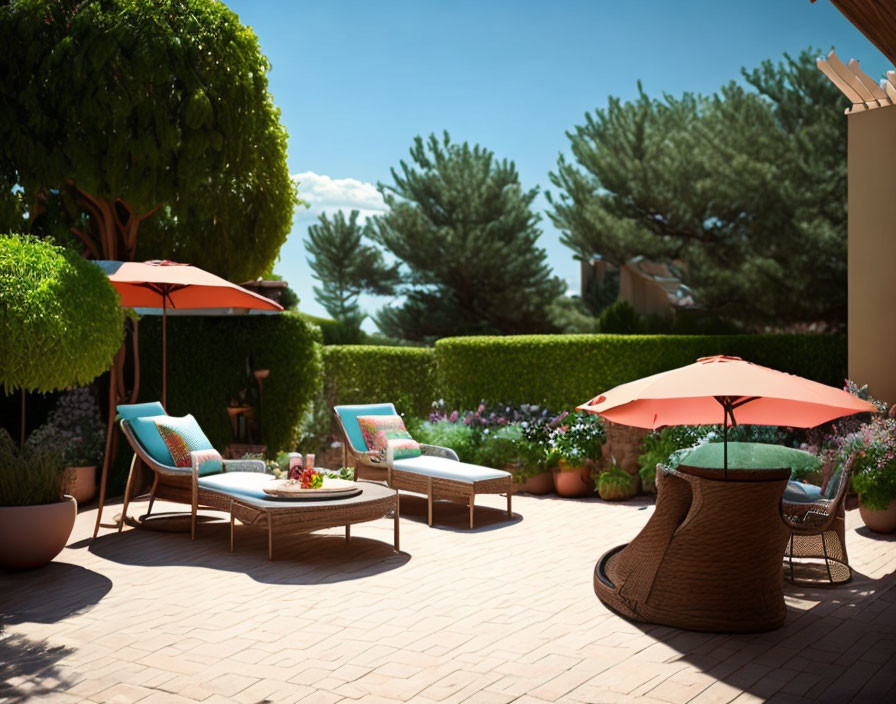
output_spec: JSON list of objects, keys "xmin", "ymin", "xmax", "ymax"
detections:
[{"xmin": 448, "ymin": 410, "xmax": 459, "ymax": 423}]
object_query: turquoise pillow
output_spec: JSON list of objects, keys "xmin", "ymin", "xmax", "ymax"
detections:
[
  {"xmin": 335, "ymin": 403, "xmax": 397, "ymax": 452},
  {"xmin": 128, "ymin": 413, "xmax": 221, "ymax": 474}
]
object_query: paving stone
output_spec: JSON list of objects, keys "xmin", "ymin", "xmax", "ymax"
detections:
[{"xmin": 1, "ymin": 495, "xmax": 894, "ymax": 703}]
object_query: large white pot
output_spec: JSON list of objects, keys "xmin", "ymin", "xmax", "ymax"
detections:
[{"xmin": 0, "ymin": 496, "xmax": 77, "ymax": 569}]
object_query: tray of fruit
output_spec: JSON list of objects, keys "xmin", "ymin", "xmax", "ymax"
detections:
[{"xmin": 262, "ymin": 468, "xmax": 361, "ymax": 499}]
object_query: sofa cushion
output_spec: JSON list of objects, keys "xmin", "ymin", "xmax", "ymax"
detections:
[
  {"xmin": 783, "ymin": 481, "xmax": 824, "ymax": 504},
  {"xmin": 392, "ymin": 454, "xmax": 510, "ymax": 483},
  {"xmin": 335, "ymin": 403, "xmax": 396, "ymax": 452}
]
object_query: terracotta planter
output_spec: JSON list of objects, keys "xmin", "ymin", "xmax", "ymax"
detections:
[
  {"xmin": 552, "ymin": 460, "xmax": 596, "ymax": 498},
  {"xmin": 521, "ymin": 471, "xmax": 555, "ymax": 495},
  {"xmin": 0, "ymin": 496, "xmax": 77, "ymax": 569},
  {"xmin": 859, "ymin": 498, "xmax": 896, "ymax": 533},
  {"xmin": 65, "ymin": 465, "xmax": 97, "ymax": 505}
]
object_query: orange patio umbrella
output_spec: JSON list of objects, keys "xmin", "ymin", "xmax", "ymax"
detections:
[
  {"xmin": 102, "ymin": 260, "xmax": 282, "ymax": 408},
  {"xmin": 577, "ymin": 355, "xmax": 877, "ymax": 476}
]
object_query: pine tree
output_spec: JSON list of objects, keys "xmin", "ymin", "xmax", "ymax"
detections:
[
  {"xmin": 304, "ymin": 210, "xmax": 399, "ymax": 342},
  {"xmin": 369, "ymin": 132, "xmax": 564, "ymax": 341},
  {"xmin": 548, "ymin": 49, "xmax": 847, "ymax": 330}
]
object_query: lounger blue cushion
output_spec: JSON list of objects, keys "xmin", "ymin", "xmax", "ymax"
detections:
[
  {"xmin": 335, "ymin": 403, "xmax": 397, "ymax": 452},
  {"xmin": 117, "ymin": 402, "xmax": 166, "ymax": 420},
  {"xmin": 392, "ymin": 455, "xmax": 511, "ymax": 483},
  {"xmin": 197, "ymin": 471, "xmax": 277, "ymax": 499}
]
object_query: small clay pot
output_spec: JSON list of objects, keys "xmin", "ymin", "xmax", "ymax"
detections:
[
  {"xmin": 65, "ymin": 465, "xmax": 97, "ymax": 505},
  {"xmin": 0, "ymin": 496, "xmax": 77, "ymax": 569},
  {"xmin": 859, "ymin": 498, "xmax": 896, "ymax": 533},
  {"xmin": 552, "ymin": 460, "xmax": 595, "ymax": 498},
  {"xmin": 521, "ymin": 471, "xmax": 555, "ymax": 495}
]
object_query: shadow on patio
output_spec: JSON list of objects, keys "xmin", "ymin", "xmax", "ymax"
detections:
[{"xmin": 80, "ymin": 505, "xmax": 410, "ymax": 586}]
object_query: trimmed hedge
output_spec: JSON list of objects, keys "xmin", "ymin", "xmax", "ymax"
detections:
[
  {"xmin": 323, "ymin": 345, "xmax": 437, "ymax": 417},
  {"xmin": 137, "ymin": 312, "xmax": 321, "ymax": 454},
  {"xmin": 436, "ymin": 334, "xmax": 847, "ymax": 410}
]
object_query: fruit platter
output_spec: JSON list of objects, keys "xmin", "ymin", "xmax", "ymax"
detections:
[{"xmin": 262, "ymin": 467, "xmax": 360, "ymax": 499}]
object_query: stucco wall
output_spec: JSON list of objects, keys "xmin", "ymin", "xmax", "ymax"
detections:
[{"xmin": 848, "ymin": 106, "xmax": 896, "ymax": 404}]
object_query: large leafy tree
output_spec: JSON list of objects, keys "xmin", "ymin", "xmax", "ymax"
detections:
[
  {"xmin": 370, "ymin": 133, "xmax": 564, "ymax": 341},
  {"xmin": 0, "ymin": 0, "xmax": 296, "ymax": 281},
  {"xmin": 304, "ymin": 209, "xmax": 400, "ymax": 342},
  {"xmin": 548, "ymin": 49, "xmax": 847, "ymax": 330}
]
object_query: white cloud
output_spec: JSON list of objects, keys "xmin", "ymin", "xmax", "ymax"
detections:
[{"xmin": 292, "ymin": 170, "xmax": 385, "ymax": 223}]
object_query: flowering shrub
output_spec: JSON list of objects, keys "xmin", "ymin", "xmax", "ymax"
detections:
[
  {"xmin": 423, "ymin": 401, "xmax": 604, "ymax": 475},
  {"xmin": 26, "ymin": 387, "xmax": 105, "ymax": 467}
]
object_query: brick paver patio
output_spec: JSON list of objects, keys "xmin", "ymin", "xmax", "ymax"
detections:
[{"xmin": 2, "ymin": 490, "xmax": 895, "ymax": 703}]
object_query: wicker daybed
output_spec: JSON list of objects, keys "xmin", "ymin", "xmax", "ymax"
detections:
[
  {"xmin": 782, "ymin": 454, "xmax": 855, "ymax": 584},
  {"xmin": 594, "ymin": 443, "xmax": 795, "ymax": 633},
  {"xmin": 334, "ymin": 403, "xmax": 512, "ymax": 529}
]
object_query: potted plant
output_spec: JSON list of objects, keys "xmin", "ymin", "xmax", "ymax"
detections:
[
  {"xmin": 0, "ymin": 235, "xmax": 124, "ymax": 569},
  {"xmin": 638, "ymin": 426, "xmax": 713, "ymax": 494},
  {"xmin": 27, "ymin": 388, "xmax": 106, "ymax": 504},
  {"xmin": 838, "ymin": 412, "xmax": 896, "ymax": 533},
  {"xmin": 597, "ymin": 465, "xmax": 638, "ymax": 501},
  {"xmin": 550, "ymin": 412, "xmax": 605, "ymax": 497},
  {"xmin": 0, "ymin": 430, "xmax": 73, "ymax": 569}
]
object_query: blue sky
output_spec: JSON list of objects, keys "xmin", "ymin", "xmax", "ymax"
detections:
[{"xmin": 226, "ymin": 0, "xmax": 890, "ymax": 326}]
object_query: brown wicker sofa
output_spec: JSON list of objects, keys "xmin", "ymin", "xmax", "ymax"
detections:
[
  {"xmin": 594, "ymin": 461, "xmax": 792, "ymax": 632},
  {"xmin": 334, "ymin": 403, "xmax": 512, "ymax": 529}
]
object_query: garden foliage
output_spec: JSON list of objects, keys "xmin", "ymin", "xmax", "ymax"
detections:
[
  {"xmin": 369, "ymin": 132, "xmax": 564, "ymax": 341},
  {"xmin": 323, "ymin": 345, "xmax": 437, "ymax": 418},
  {"xmin": 136, "ymin": 312, "xmax": 321, "ymax": 455},
  {"xmin": 0, "ymin": 235, "xmax": 124, "ymax": 394},
  {"xmin": 549, "ymin": 49, "xmax": 848, "ymax": 330},
  {"xmin": 0, "ymin": 0, "xmax": 296, "ymax": 280},
  {"xmin": 435, "ymin": 333, "xmax": 846, "ymax": 410}
]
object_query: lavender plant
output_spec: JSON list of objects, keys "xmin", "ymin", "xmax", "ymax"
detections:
[{"xmin": 26, "ymin": 388, "xmax": 105, "ymax": 467}]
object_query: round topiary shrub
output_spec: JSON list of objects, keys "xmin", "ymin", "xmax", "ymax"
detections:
[{"xmin": 0, "ymin": 235, "xmax": 125, "ymax": 394}]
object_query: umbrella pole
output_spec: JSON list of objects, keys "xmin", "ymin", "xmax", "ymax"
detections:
[
  {"xmin": 162, "ymin": 296, "xmax": 167, "ymax": 411},
  {"xmin": 723, "ymin": 409, "xmax": 728, "ymax": 480}
]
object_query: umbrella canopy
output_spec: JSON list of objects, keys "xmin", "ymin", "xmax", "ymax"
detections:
[
  {"xmin": 102, "ymin": 260, "xmax": 283, "ymax": 312},
  {"xmin": 577, "ymin": 355, "xmax": 877, "ymax": 475},
  {"xmin": 100, "ymin": 260, "xmax": 282, "ymax": 408},
  {"xmin": 578, "ymin": 355, "xmax": 876, "ymax": 429}
]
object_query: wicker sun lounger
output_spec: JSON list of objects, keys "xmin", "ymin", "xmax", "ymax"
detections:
[
  {"xmin": 594, "ymin": 462, "xmax": 792, "ymax": 632},
  {"xmin": 334, "ymin": 403, "xmax": 512, "ymax": 529},
  {"xmin": 117, "ymin": 403, "xmax": 269, "ymax": 539}
]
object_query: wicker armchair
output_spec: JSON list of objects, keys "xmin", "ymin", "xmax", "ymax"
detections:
[{"xmin": 781, "ymin": 454, "xmax": 855, "ymax": 585}]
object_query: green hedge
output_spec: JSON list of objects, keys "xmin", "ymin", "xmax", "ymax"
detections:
[
  {"xmin": 323, "ymin": 345, "xmax": 437, "ymax": 417},
  {"xmin": 435, "ymin": 334, "xmax": 847, "ymax": 410},
  {"xmin": 137, "ymin": 312, "xmax": 321, "ymax": 453}
]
